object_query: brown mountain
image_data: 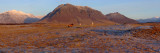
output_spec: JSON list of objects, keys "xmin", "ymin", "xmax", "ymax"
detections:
[
  {"xmin": 106, "ymin": 12, "xmax": 138, "ymax": 24},
  {"xmin": 39, "ymin": 3, "xmax": 115, "ymax": 25}
]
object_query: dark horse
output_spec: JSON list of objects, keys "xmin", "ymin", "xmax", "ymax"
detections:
[{"xmin": 68, "ymin": 24, "xmax": 74, "ymax": 27}]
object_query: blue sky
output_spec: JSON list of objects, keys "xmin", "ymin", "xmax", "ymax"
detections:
[{"xmin": 0, "ymin": 0, "xmax": 160, "ymax": 19}]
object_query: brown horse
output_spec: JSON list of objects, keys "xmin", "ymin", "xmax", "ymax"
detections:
[{"xmin": 68, "ymin": 24, "xmax": 74, "ymax": 27}]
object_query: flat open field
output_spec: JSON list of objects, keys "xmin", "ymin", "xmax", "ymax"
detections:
[{"xmin": 0, "ymin": 23, "xmax": 159, "ymax": 53}]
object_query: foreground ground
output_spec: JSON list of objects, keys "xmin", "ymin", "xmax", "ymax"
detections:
[{"xmin": 0, "ymin": 23, "xmax": 159, "ymax": 53}]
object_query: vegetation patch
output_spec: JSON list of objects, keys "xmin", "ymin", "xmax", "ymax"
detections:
[{"xmin": 132, "ymin": 26, "xmax": 160, "ymax": 40}]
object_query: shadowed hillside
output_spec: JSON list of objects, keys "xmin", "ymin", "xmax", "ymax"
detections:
[{"xmin": 106, "ymin": 12, "xmax": 138, "ymax": 24}]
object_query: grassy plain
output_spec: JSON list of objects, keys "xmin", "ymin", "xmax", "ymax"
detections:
[{"xmin": 0, "ymin": 23, "xmax": 159, "ymax": 53}]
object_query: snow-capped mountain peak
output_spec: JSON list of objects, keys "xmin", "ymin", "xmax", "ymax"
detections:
[
  {"xmin": 155, "ymin": 16, "xmax": 160, "ymax": 18},
  {"xmin": 3, "ymin": 10, "xmax": 32, "ymax": 16},
  {"xmin": 0, "ymin": 10, "xmax": 42, "ymax": 23},
  {"xmin": 137, "ymin": 16, "xmax": 160, "ymax": 23}
]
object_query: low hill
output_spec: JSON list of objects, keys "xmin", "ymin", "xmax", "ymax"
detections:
[{"xmin": 106, "ymin": 12, "xmax": 138, "ymax": 24}]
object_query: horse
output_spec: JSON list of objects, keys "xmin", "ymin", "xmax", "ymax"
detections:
[{"xmin": 68, "ymin": 24, "xmax": 74, "ymax": 27}]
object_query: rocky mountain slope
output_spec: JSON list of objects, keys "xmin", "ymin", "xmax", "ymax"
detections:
[
  {"xmin": 39, "ymin": 3, "xmax": 115, "ymax": 25},
  {"xmin": 106, "ymin": 12, "xmax": 138, "ymax": 24}
]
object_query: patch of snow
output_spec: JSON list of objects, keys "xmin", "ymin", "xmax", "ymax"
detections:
[{"xmin": 134, "ymin": 26, "xmax": 153, "ymax": 29}]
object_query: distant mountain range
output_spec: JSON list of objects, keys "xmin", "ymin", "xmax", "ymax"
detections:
[
  {"xmin": 106, "ymin": 12, "xmax": 138, "ymax": 24},
  {"xmin": 0, "ymin": 4, "xmax": 140, "ymax": 24},
  {"xmin": 137, "ymin": 16, "xmax": 160, "ymax": 23},
  {"xmin": 0, "ymin": 10, "xmax": 43, "ymax": 23},
  {"xmin": 38, "ymin": 3, "xmax": 115, "ymax": 25}
]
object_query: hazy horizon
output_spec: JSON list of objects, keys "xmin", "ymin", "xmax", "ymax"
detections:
[{"xmin": 0, "ymin": 0, "xmax": 160, "ymax": 19}]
